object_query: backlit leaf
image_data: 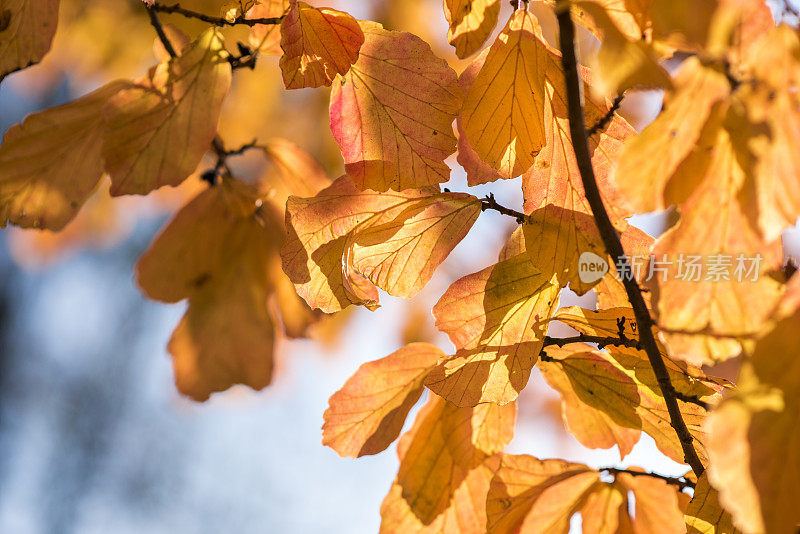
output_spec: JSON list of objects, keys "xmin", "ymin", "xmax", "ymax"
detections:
[
  {"xmin": 685, "ymin": 473, "xmax": 742, "ymax": 534},
  {"xmin": 102, "ymin": 28, "xmax": 232, "ymax": 196},
  {"xmin": 443, "ymin": 0, "xmax": 501, "ymax": 59},
  {"xmin": 329, "ymin": 21, "xmax": 462, "ymax": 191},
  {"xmin": 281, "ymin": 175, "xmax": 480, "ymax": 313},
  {"xmin": 279, "ymin": 0, "xmax": 364, "ymax": 89},
  {"xmin": 248, "ymin": 0, "xmax": 290, "ymax": 55},
  {"xmin": 0, "ymin": 80, "xmax": 125, "ymax": 230},
  {"xmin": 426, "ymin": 232, "xmax": 559, "ymax": 406},
  {"xmin": 322, "ymin": 342, "xmax": 445, "ymax": 458}
]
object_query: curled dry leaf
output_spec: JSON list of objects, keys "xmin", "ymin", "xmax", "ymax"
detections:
[
  {"xmin": 102, "ymin": 28, "xmax": 232, "ymax": 196},
  {"xmin": 279, "ymin": 0, "xmax": 364, "ymax": 89},
  {"xmin": 322, "ymin": 342, "xmax": 445, "ymax": 458},
  {"xmin": 0, "ymin": 0, "xmax": 59, "ymax": 80},
  {"xmin": 426, "ymin": 232, "xmax": 559, "ymax": 407},
  {"xmin": 329, "ymin": 21, "xmax": 463, "ymax": 191},
  {"xmin": 0, "ymin": 80, "xmax": 126, "ymax": 230},
  {"xmin": 281, "ymin": 175, "xmax": 481, "ymax": 313}
]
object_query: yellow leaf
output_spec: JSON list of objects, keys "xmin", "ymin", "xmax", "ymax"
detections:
[
  {"xmin": 649, "ymin": 106, "xmax": 784, "ymax": 365},
  {"xmin": 580, "ymin": 482, "xmax": 628, "ymax": 534},
  {"xmin": 426, "ymin": 232, "xmax": 559, "ymax": 406},
  {"xmin": 279, "ymin": 1, "xmax": 364, "ymax": 89},
  {"xmin": 538, "ymin": 347, "xmax": 642, "ymax": 458},
  {"xmin": 685, "ymin": 473, "xmax": 742, "ymax": 534},
  {"xmin": 576, "ymin": 1, "xmax": 672, "ymax": 99},
  {"xmin": 615, "ymin": 470, "xmax": 687, "ymax": 534},
  {"xmin": 444, "ymin": 0, "xmax": 501, "ymax": 58},
  {"xmin": 706, "ymin": 289, "xmax": 800, "ymax": 534},
  {"xmin": 395, "ymin": 396, "xmax": 514, "ymax": 524},
  {"xmin": 322, "ymin": 342, "xmax": 445, "ymax": 458},
  {"xmin": 0, "ymin": 0, "xmax": 59, "ymax": 80},
  {"xmin": 102, "ymin": 28, "xmax": 232, "ymax": 196},
  {"xmin": 614, "ymin": 57, "xmax": 730, "ymax": 213},
  {"xmin": 329, "ymin": 21, "xmax": 462, "ymax": 191},
  {"xmin": 281, "ymin": 175, "xmax": 480, "ymax": 313},
  {"xmin": 460, "ymin": 9, "xmax": 550, "ymax": 179},
  {"xmin": 380, "ymin": 455, "xmax": 500, "ymax": 534},
  {"xmin": 0, "ymin": 80, "xmax": 125, "ymax": 230}
]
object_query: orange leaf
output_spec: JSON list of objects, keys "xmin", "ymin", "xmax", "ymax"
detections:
[
  {"xmin": 460, "ymin": 9, "xmax": 550, "ymax": 179},
  {"xmin": 538, "ymin": 347, "xmax": 642, "ymax": 458},
  {"xmin": 0, "ymin": 80, "xmax": 125, "ymax": 230},
  {"xmin": 137, "ymin": 178, "xmax": 286, "ymax": 400},
  {"xmin": 279, "ymin": 0, "xmax": 364, "ymax": 89},
  {"xmin": 426, "ymin": 231, "xmax": 559, "ymax": 406},
  {"xmin": 102, "ymin": 28, "xmax": 232, "ymax": 196},
  {"xmin": 615, "ymin": 471, "xmax": 687, "ymax": 534},
  {"xmin": 329, "ymin": 21, "xmax": 462, "ymax": 191},
  {"xmin": 444, "ymin": 0, "xmax": 501, "ymax": 59},
  {"xmin": 580, "ymin": 482, "xmax": 629, "ymax": 534},
  {"xmin": 322, "ymin": 342, "xmax": 445, "ymax": 458},
  {"xmin": 395, "ymin": 396, "xmax": 515, "ymax": 524},
  {"xmin": 281, "ymin": 175, "xmax": 480, "ymax": 313},
  {"xmin": 248, "ymin": 0, "xmax": 291, "ymax": 55},
  {"xmin": 0, "ymin": 0, "xmax": 59, "ymax": 80},
  {"xmin": 486, "ymin": 454, "xmax": 599, "ymax": 534}
]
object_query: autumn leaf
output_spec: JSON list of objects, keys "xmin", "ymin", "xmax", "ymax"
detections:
[
  {"xmin": 460, "ymin": 9, "xmax": 550, "ymax": 180},
  {"xmin": 0, "ymin": 80, "xmax": 125, "ymax": 230},
  {"xmin": 279, "ymin": 0, "xmax": 364, "ymax": 89},
  {"xmin": 380, "ymin": 455, "xmax": 500, "ymax": 534},
  {"xmin": 706, "ymin": 283, "xmax": 800, "ymax": 534},
  {"xmin": 485, "ymin": 454, "xmax": 600, "ymax": 533},
  {"xmin": 322, "ymin": 342, "xmax": 445, "ymax": 458},
  {"xmin": 538, "ymin": 347, "xmax": 642, "ymax": 458},
  {"xmin": 329, "ymin": 21, "xmax": 462, "ymax": 191},
  {"xmin": 614, "ymin": 57, "xmax": 731, "ymax": 214},
  {"xmin": 614, "ymin": 470, "xmax": 687, "ymax": 534},
  {"xmin": 394, "ymin": 396, "xmax": 515, "ymax": 524},
  {"xmin": 0, "ymin": 0, "xmax": 59, "ymax": 80},
  {"xmin": 580, "ymin": 482, "xmax": 631, "ymax": 534},
  {"xmin": 685, "ymin": 473, "xmax": 742, "ymax": 534},
  {"xmin": 648, "ymin": 105, "xmax": 784, "ymax": 365},
  {"xmin": 443, "ymin": 0, "xmax": 501, "ymax": 59},
  {"xmin": 248, "ymin": 0, "xmax": 291, "ymax": 55},
  {"xmin": 426, "ymin": 231, "xmax": 559, "ymax": 406},
  {"xmin": 281, "ymin": 175, "xmax": 480, "ymax": 313},
  {"xmin": 575, "ymin": 1, "xmax": 672, "ymax": 99},
  {"xmin": 102, "ymin": 28, "xmax": 232, "ymax": 196}
]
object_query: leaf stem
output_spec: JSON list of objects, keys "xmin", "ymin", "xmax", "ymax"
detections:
[
  {"xmin": 148, "ymin": 2, "xmax": 285, "ymax": 27},
  {"xmin": 146, "ymin": 5, "xmax": 177, "ymax": 58},
  {"xmin": 554, "ymin": 1, "xmax": 705, "ymax": 477},
  {"xmin": 587, "ymin": 93, "xmax": 624, "ymax": 137}
]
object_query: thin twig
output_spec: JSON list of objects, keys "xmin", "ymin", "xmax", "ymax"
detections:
[
  {"xmin": 601, "ymin": 467, "xmax": 695, "ymax": 490},
  {"xmin": 587, "ymin": 94, "xmax": 624, "ymax": 137},
  {"xmin": 146, "ymin": 6, "xmax": 177, "ymax": 58},
  {"xmin": 554, "ymin": 1, "xmax": 705, "ymax": 477},
  {"xmin": 149, "ymin": 2, "xmax": 285, "ymax": 27},
  {"xmin": 480, "ymin": 193, "xmax": 528, "ymax": 224}
]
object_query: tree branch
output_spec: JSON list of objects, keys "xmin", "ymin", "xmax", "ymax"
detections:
[
  {"xmin": 146, "ymin": 5, "xmax": 177, "ymax": 58},
  {"xmin": 480, "ymin": 193, "xmax": 529, "ymax": 224},
  {"xmin": 554, "ymin": 1, "xmax": 705, "ymax": 477},
  {"xmin": 587, "ymin": 93, "xmax": 624, "ymax": 137},
  {"xmin": 601, "ymin": 467, "xmax": 695, "ymax": 490},
  {"xmin": 148, "ymin": 2, "xmax": 285, "ymax": 27}
]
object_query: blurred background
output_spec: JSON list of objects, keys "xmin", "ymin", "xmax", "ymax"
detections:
[{"xmin": 1, "ymin": 0, "xmax": 798, "ymax": 533}]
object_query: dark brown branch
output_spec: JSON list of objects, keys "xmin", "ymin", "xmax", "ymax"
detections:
[
  {"xmin": 555, "ymin": 2, "xmax": 705, "ymax": 477},
  {"xmin": 480, "ymin": 193, "xmax": 528, "ymax": 224},
  {"xmin": 587, "ymin": 94, "xmax": 624, "ymax": 137},
  {"xmin": 601, "ymin": 467, "xmax": 695, "ymax": 490},
  {"xmin": 149, "ymin": 2, "xmax": 285, "ymax": 27},
  {"xmin": 146, "ymin": 6, "xmax": 177, "ymax": 58}
]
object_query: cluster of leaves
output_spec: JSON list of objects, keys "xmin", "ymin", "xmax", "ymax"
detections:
[{"xmin": 1, "ymin": 0, "xmax": 799, "ymax": 532}]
